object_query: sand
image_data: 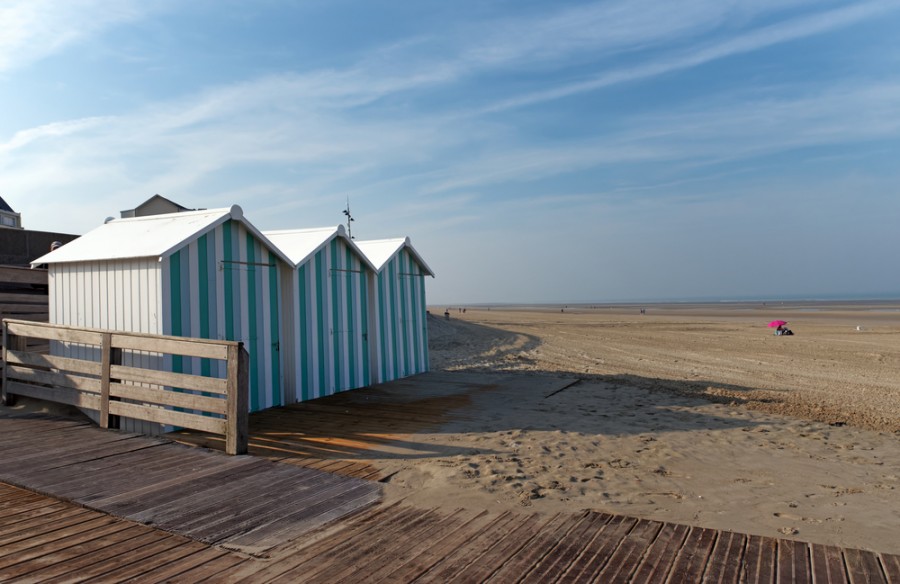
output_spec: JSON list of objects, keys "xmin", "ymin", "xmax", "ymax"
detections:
[{"xmin": 380, "ymin": 304, "xmax": 900, "ymax": 554}]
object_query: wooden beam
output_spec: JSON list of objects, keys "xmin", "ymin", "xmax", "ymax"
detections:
[
  {"xmin": 108, "ymin": 383, "xmax": 227, "ymax": 415},
  {"xmin": 110, "ymin": 364, "xmax": 227, "ymax": 395},
  {"xmin": 0, "ymin": 266, "xmax": 47, "ymax": 285},
  {"xmin": 109, "ymin": 401, "xmax": 226, "ymax": 435}
]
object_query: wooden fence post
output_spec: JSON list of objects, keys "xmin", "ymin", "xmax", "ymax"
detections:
[
  {"xmin": 226, "ymin": 343, "xmax": 249, "ymax": 455},
  {"xmin": 1, "ymin": 323, "xmax": 23, "ymax": 407},
  {"xmin": 100, "ymin": 332, "xmax": 111, "ymax": 428}
]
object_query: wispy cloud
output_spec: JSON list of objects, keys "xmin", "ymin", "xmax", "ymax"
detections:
[
  {"xmin": 0, "ymin": 0, "xmax": 160, "ymax": 73},
  {"xmin": 477, "ymin": 0, "xmax": 900, "ymax": 113}
]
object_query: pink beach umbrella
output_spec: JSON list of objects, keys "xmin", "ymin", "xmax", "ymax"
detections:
[{"xmin": 767, "ymin": 320, "xmax": 788, "ymax": 328}]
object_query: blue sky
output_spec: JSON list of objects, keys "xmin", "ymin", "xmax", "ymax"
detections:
[{"xmin": 3, "ymin": 0, "xmax": 900, "ymax": 303}]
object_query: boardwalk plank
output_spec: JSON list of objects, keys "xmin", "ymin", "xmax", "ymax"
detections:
[
  {"xmin": 447, "ymin": 513, "xmax": 563, "ymax": 583},
  {"xmin": 518, "ymin": 511, "xmax": 612, "ymax": 584},
  {"xmin": 559, "ymin": 514, "xmax": 639, "ymax": 583},
  {"xmin": 10, "ymin": 530, "xmax": 169, "ymax": 584},
  {"xmin": 778, "ymin": 539, "xmax": 812, "ymax": 584},
  {"xmin": 810, "ymin": 543, "xmax": 849, "ymax": 584},
  {"xmin": 0, "ymin": 520, "xmax": 137, "ymax": 580},
  {"xmin": 407, "ymin": 512, "xmax": 528, "ymax": 583},
  {"xmin": 882, "ymin": 553, "xmax": 900, "ymax": 584},
  {"xmin": 741, "ymin": 535, "xmax": 777, "ymax": 584},
  {"xmin": 666, "ymin": 526, "xmax": 719, "ymax": 583},
  {"xmin": 592, "ymin": 517, "xmax": 664, "ymax": 584},
  {"xmin": 702, "ymin": 530, "xmax": 747, "ymax": 584},
  {"xmin": 844, "ymin": 548, "xmax": 888, "ymax": 584},
  {"xmin": 485, "ymin": 513, "xmax": 587, "ymax": 582},
  {"xmin": 371, "ymin": 510, "xmax": 495, "ymax": 584},
  {"xmin": 270, "ymin": 508, "xmax": 444, "ymax": 584},
  {"xmin": 309, "ymin": 509, "xmax": 472, "ymax": 583},
  {"xmin": 629, "ymin": 521, "xmax": 691, "ymax": 584}
]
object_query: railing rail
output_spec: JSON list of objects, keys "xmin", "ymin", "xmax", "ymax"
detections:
[{"xmin": 1, "ymin": 318, "xmax": 248, "ymax": 455}]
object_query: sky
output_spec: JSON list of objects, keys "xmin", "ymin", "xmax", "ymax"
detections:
[{"xmin": 2, "ymin": 0, "xmax": 900, "ymax": 304}]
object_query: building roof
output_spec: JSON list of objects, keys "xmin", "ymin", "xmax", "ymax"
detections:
[
  {"xmin": 32, "ymin": 205, "xmax": 291, "ymax": 266},
  {"xmin": 0, "ymin": 196, "xmax": 14, "ymax": 213},
  {"xmin": 263, "ymin": 225, "xmax": 376, "ymax": 271},
  {"xmin": 120, "ymin": 194, "xmax": 193, "ymax": 217},
  {"xmin": 354, "ymin": 237, "xmax": 434, "ymax": 276}
]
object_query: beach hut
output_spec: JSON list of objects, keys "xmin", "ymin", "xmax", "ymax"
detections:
[
  {"xmin": 263, "ymin": 225, "xmax": 376, "ymax": 402},
  {"xmin": 355, "ymin": 237, "xmax": 434, "ymax": 384},
  {"xmin": 32, "ymin": 205, "xmax": 293, "ymax": 430}
]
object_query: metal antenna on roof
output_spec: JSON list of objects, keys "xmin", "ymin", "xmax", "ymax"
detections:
[{"xmin": 342, "ymin": 198, "xmax": 355, "ymax": 239}]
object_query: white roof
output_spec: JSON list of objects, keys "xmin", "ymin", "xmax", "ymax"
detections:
[
  {"xmin": 354, "ymin": 237, "xmax": 434, "ymax": 276},
  {"xmin": 32, "ymin": 205, "xmax": 292, "ymax": 266},
  {"xmin": 263, "ymin": 225, "xmax": 376, "ymax": 271}
]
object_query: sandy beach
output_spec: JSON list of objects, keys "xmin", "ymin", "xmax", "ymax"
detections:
[{"xmin": 380, "ymin": 303, "xmax": 900, "ymax": 553}]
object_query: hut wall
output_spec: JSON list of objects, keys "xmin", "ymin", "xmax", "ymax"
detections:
[
  {"xmin": 48, "ymin": 259, "xmax": 165, "ymax": 434},
  {"xmin": 160, "ymin": 219, "xmax": 284, "ymax": 412},
  {"xmin": 372, "ymin": 248, "xmax": 429, "ymax": 382},
  {"xmin": 290, "ymin": 237, "xmax": 370, "ymax": 401}
]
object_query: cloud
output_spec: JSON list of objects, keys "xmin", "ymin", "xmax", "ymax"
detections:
[
  {"xmin": 0, "ymin": 0, "xmax": 159, "ymax": 73},
  {"xmin": 478, "ymin": 0, "xmax": 900, "ymax": 113}
]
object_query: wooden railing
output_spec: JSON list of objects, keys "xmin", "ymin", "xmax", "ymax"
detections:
[{"xmin": 1, "ymin": 319, "xmax": 249, "ymax": 455}]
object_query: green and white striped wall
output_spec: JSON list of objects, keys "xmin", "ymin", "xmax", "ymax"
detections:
[
  {"xmin": 371, "ymin": 247, "xmax": 429, "ymax": 382},
  {"xmin": 289, "ymin": 237, "xmax": 371, "ymax": 401},
  {"xmin": 161, "ymin": 219, "xmax": 284, "ymax": 412}
]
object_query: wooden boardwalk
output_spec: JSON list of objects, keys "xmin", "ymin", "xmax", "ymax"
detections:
[
  {"xmin": 1, "ymin": 480, "xmax": 898, "ymax": 583},
  {"xmin": 2, "ymin": 373, "xmax": 899, "ymax": 581},
  {"xmin": 0, "ymin": 413, "xmax": 380, "ymax": 556}
]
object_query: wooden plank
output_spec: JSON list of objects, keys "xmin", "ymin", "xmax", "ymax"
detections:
[
  {"xmin": 77, "ymin": 536, "xmax": 208, "ymax": 583},
  {"xmin": 110, "ymin": 333, "xmax": 229, "ymax": 360},
  {"xmin": 844, "ymin": 548, "xmax": 888, "ymax": 584},
  {"xmin": 110, "ymin": 364, "xmax": 228, "ymax": 394},
  {"xmin": 215, "ymin": 477, "xmax": 379, "ymax": 551},
  {"xmin": 5, "ymin": 350, "xmax": 102, "ymax": 376},
  {"xmin": 109, "ymin": 383, "xmax": 227, "ymax": 415},
  {"xmin": 0, "ymin": 267, "xmax": 47, "ymax": 286},
  {"xmin": 741, "ymin": 535, "xmax": 777, "ymax": 584},
  {"xmin": 450, "ymin": 513, "xmax": 555, "ymax": 582},
  {"xmin": 628, "ymin": 521, "xmax": 691, "ymax": 583},
  {"xmin": 666, "ymin": 526, "xmax": 718, "ymax": 583},
  {"xmin": 370, "ymin": 510, "xmax": 493, "ymax": 584},
  {"xmin": 109, "ymin": 400, "xmax": 226, "ymax": 435},
  {"xmin": 0, "ymin": 304, "xmax": 48, "ymax": 315},
  {"xmin": 5, "ymin": 320, "xmax": 102, "ymax": 345},
  {"xmin": 588, "ymin": 518, "xmax": 664, "ymax": 583},
  {"xmin": 316, "ymin": 509, "xmax": 472, "ymax": 584},
  {"xmin": 0, "ymin": 292, "xmax": 47, "ymax": 304},
  {"xmin": 114, "ymin": 546, "xmax": 238, "ymax": 584},
  {"xmin": 217, "ymin": 504, "xmax": 418, "ymax": 582},
  {"xmin": 778, "ymin": 539, "xmax": 812, "ymax": 584},
  {"xmin": 0, "ymin": 520, "xmax": 136, "ymax": 579},
  {"xmin": 269, "ymin": 508, "xmax": 441, "ymax": 583},
  {"xmin": 99, "ymin": 332, "xmax": 112, "ymax": 428},
  {"xmin": 13, "ymin": 530, "xmax": 171, "ymax": 583},
  {"xmin": 702, "ymin": 530, "xmax": 747, "ymax": 584},
  {"xmin": 486, "ymin": 513, "xmax": 588, "ymax": 582},
  {"xmin": 810, "ymin": 544, "xmax": 849, "ymax": 584},
  {"xmin": 6, "ymin": 364, "xmax": 101, "ymax": 393},
  {"xmin": 562, "ymin": 514, "xmax": 639, "ymax": 582},
  {"xmin": 287, "ymin": 508, "xmax": 449, "ymax": 584},
  {"xmin": 882, "ymin": 553, "xmax": 900, "ymax": 584},
  {"xmin": 3, "ymin": 381, "xmax": 101, "ymax": 411}
]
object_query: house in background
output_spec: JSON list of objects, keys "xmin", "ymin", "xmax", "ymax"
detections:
[
  {"xmin": 33, "ymin": 205, "xmax": 293, "ymax": 432},
  {"xmin": 0, "ymin": 196, "xmax": 22, "ymax": 229},
  {"xmin": 120, "ymin": 194, "xmax": 197, "ymax": 219},
  {"xmin": 355, "ymin": 237, "xmax": 434, "ymax": 384},
  {"xmin": 264, "ymin": 225, "xmax": 377, "ymax": 402}
]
